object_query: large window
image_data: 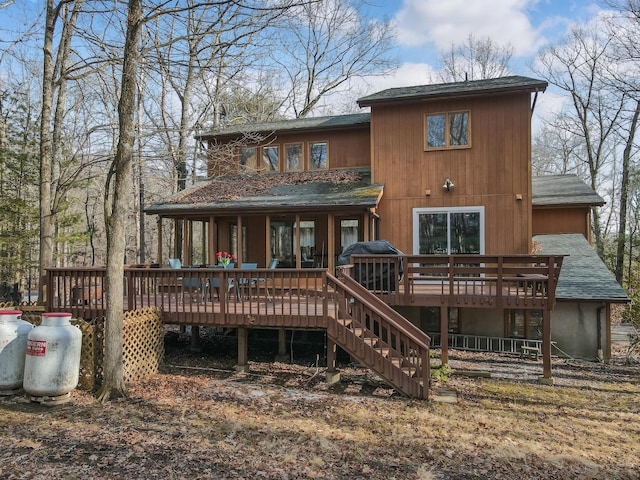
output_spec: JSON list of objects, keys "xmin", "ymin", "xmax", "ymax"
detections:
[
  {"xmin": 413, "ymin": 207, "xmax": 484, "ymax": 254},
  {"xmin": 285, "ymin": 143, "xmax": 303, "ymax": 171},
  {"xmin": 309, "ymin": 142, "xmax": 327, "ymax": 169},
  {"xmin": 262, "ymin": 146, "xmax": 279, "ymax": 171},
  {"xmin": 505, "ymin": 310, "xmax": 542, "ymax": 339},
  {"xmin": 425, "ymin": 111, "xmax": 470, "ymax": 150},
  {"xmin": 240, "ymin": 147, "xmax": 257, "ymax": 171}
]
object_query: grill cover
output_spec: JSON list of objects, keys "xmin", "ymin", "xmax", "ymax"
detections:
[{"xmin": 337, "ymin": 240, "xmax": 404, "ymax": 291}]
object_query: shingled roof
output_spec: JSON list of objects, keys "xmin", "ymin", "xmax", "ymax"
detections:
[
  {"xmin": 357, "ymin": 75, "xmax": 547, "ymax": 106},
  {"xmin": 534, "ymin": 234, "xmax": 628, "ymax": 303},
  {"xmin": 145, "ymin": 168, "xmax": 383, "ymax": 216},
  {"xmin": 532, "ymin": 175, "xmax": 605, "ymax": 207},
  {"xmin": 198, "ymin": 113, "xmax": 371, "ymax": 140}
]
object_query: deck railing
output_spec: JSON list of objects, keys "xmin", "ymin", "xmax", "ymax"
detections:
[
  {"xmin": 46, "ymin": 266, "xmax": 329, "ymax": 328},
  {"xmin": 45, "ymin": 254, "xmax": 564, "ymax": 324},
  {"xmin": 346, "ymin": 254, "xmax": 564, "ymax": 309}
]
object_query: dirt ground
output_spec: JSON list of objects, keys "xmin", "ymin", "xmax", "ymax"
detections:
[{"xmin": 1, "ymin": 327, "xmax": 638, "ymax": 480}]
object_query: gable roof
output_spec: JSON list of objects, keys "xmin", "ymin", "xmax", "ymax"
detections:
[
  {"xmin": 534, "ymin": 234, "xmax": 629, "ymax": 303},
  {"xmin": 532, "ymin": 175, "xmax": 604, "ymax": 207},
  {"xmin": 145, "ymin": 168, "xmax": 383, "ymax": 216},
  {"xmin": 357, "ymin": 75, "xmax": 547, "ymax": 106},
  {"xmin": 198, "ymin": 113, "xmax": 371, "ymax": 140}
]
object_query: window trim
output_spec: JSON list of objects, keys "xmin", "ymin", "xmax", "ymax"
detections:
[
  {"xmin": 284, "ymin": 142, "xmax": 304, "ymax": 171},
  {"xmin": 424, "ymin": 110, "xmax": 471, "ymax": 151},
  {"xmin": 262, "ymin": 144, "xmax": 280, "ymax": 172},
  {"xmin": 308, "ymin": 141, "xmax": 328, "ymax": 170},
  {"xmin": 239, "ymin": 146, "xmax": 258, "ymax": 172},
  {"xmin": 412, "ymin": 206, "xmax": 485, "ymax": 255}
]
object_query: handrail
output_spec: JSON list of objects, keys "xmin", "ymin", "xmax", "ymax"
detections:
[
  {"xmin": 332, "ymin": 269, "xmax": 430, "ymax": 351},
  {"xmin": 325, "ymin": 271, "xmax": 430, "ymax": 399}
]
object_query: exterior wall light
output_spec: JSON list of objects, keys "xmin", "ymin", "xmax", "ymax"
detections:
[{"xmin": 443, "ymin": 178, "xmax": 454, "ymax": 191}]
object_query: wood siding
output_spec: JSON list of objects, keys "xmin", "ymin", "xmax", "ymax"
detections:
[
  {"xmin": 207, "ymin": 126, "xmax": 370, "ymax": 177},
  {"xmin": 370, "ymin": 93, "xmax": 533, "ymax": 255},
  {"xmin": 533, "ymin": 207, "xmax": 591, "ymax": 241}
]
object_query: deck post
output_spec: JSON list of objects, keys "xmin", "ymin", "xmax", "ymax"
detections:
[
  {"xmin": 236, "ymin": 327, "xmax": 249, "ymax": 373},
  {"xmin": 275, "ymin": 328, "xmax": 289, "ymax": 362},
  {"xmin": 325, "ymin": 337, "xmax": 340, "ymax": 384},
  {"xmin": 539, "ymin": 308, "xmax": 553, "ymax": 384},
  {"xmin": 440, "ymin": 306, "xmax": 449, "ymax": 366},
  {"xmin": 190, "ymin": 325, "xmax": 201, "ymax": 352}
]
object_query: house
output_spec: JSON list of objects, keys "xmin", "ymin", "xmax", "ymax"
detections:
[
  {"xmin": 48, "ymin": 76, "xmax": 628, "ymax": 398},
  {"xmin": 146, "ymin": 75, "xmax": 627, "ymax": 356}
]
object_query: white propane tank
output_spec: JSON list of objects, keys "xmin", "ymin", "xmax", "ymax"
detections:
[
  {"xmin": 0, "ymin": 310, "xmax": 34, "ymax": 395},
  {"xmin": 23, "ymin": 312, "xmax": 82, "ymax": 404}
]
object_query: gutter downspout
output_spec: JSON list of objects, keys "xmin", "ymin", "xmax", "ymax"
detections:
[{"xmin": 597, "ymin": 302, "xmax": 606, "ymax": 362}]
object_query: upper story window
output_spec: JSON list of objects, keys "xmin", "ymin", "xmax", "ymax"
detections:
[
  {"xmin": 285, "ymin": 143, "xmax": 303, "ymax": 171},
  {"xmin": 262, "ymin": 146, "xmax": 279, "ymax": 171},
  {"xmin": 236, "ymin": 141, "xmax": 329, "ymax": 173},
  {"xmin": 240, "ymin": 147, "xmax": 257, "ymax": 171},
  {"xmin": 309, "ymin": 142, "xmax": 328, "ymax": 169},
  {"xmin": 425, "ymin": 111, "xmax": 470, "ymax": 150}
]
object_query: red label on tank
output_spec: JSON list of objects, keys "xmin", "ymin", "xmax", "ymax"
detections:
[{"xmin": 26, "ymin": 339, "xmax": 46, "ymax": 356}]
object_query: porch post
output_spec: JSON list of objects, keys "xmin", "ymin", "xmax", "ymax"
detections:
[
  {"xmin": 265, "ymin": 215, "xmax": 271, "ymax": 262},
  {"xmin": 156, "ymin": 216, "xmax": 163, "ymax": 264},
  {"xmin": 295, "ymin": 214, "xmax": 301, "ymax": 268},
  {"xmin": 201, "ymin": 221, "xmax": 207, "ymax": 264},
  {"xmin": 207, "ymin": 216, "xmax": 215, "ymax": 264},
  {"xmin": 440, "ymin": 306, "xmax": 449, "ymax": 366},
  {"xmin": 540, "ymin": 308, "xmax": 553, "ymax": 383},
  {"xmin": 327, "ymin": 213, "xmax": 335, "ymax": 271},
  {"xmin": 236, "ymin": 327, "xmax": 249, "ymax": 373},
  {"xmin": 363, "ymin": 212, "xmax": 370, "ymax": 242},
  {"xmin": 237, "ymin": 215, "xmax": 243, "ymax": 264},
  {"xmin": 326, "ymin": 337, "xmax": 340, "ymax": 384}
]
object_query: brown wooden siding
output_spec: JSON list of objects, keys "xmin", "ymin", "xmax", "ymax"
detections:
[
  {"xmin": 370, "ymin": 93, "xmax": 533, "ymax": 255},
  {"xmin": 207, "ymin": 126, "xmax": 370, "ymax": 176},
  {"xmin": 532, "ymin": 207, "xmax": 591, "ymax": 240}
]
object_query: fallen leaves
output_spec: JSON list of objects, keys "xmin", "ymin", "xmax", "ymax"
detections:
[{"xmin": 0, "ymin": 341, "xmax": 639, "ymax": 480}]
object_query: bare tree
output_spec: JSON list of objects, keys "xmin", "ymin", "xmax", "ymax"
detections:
[
  {"xmin": 436, "ymin": 34, "xmax": 513, "ymax": 83},
  {"xmin": 533, "ymin": 22, "xmax": 625, "ymax": 259},
  {"xmin": 96, "ymin": 0, "xmax": 143, "ymax": 402},
  {"xmin": 272, "ymin": 0, "xmax": 397, "ymax": 118}
]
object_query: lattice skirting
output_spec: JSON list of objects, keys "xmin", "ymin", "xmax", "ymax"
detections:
[{"xmin": 19, "ymin": 306, "xmax": 164, "ymax": 391}]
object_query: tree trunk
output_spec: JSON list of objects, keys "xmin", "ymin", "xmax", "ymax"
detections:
[
  {"xmin": 615, "ymin": 99, "xmax": 640, "ymax": 283},
  {"xmin": 97, "ymin": 0, "xmax": 143, "ymax": 403},
  {"xmin": 38, "ymin": 0, "xmax": 56, "ymax": 303}
]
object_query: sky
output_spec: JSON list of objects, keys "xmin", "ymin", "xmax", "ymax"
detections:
[{"xmin": 345, "ymin": 0, "xmax": 607, "ymax": 129}]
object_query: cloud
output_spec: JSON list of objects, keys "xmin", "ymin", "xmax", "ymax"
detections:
[{"xmin": 393, "ymin": 0, "xmax": 547, "ymax": 57}]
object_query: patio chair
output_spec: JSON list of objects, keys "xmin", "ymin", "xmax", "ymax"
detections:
[
  {"xmin": 257, "ymin": 259, "xmax": 278, "ymax": 301},
  {"xmin": 182, "ymin": 266, "xmax": 203, "ymax": 303},
  {"xmin": 229, "ymin": 263, "xmax": 257, "ymax": 301},
  {"xmin": 207, "ymin": 264, "xmax": 234, "ymax": 301}
]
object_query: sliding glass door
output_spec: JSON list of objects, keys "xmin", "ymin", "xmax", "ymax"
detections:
[{"xmin": 413, "ymin": 207, "xmax": 484, "ymax": 255}]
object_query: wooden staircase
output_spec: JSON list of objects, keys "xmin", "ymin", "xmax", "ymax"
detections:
[{"xmin": 325, "ymin": 272, "xmax": 431, "ymax": 399}]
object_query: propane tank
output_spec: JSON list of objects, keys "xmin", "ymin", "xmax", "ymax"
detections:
[
  {"xmin": 0, "ymin": 310, "xmax": 34, "ymax": 395},
  {"xmin": 23, "ymin": 312, "xmax": 82, "ymax": 404}
]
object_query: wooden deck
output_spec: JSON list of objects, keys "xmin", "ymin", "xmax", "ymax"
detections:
[{"xmin": 45, "ymin": 254, "xmax": 563, "ymax": 326}]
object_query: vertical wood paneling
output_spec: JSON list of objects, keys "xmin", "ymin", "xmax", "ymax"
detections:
[{"xmin": 371, "ymin": 92, "xmax": 534, "ymax": 256}]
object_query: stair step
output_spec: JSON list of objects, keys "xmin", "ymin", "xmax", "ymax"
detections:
[
  {"xmin": 362, "ymin": 336, "xmax": 378, "ymax": 346},
  {"xmin": 337, "ymin": 318, "xmax": 352, "ymax": 327}
]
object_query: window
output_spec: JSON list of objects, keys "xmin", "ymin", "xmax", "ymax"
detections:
[
  {"xmin": 413, "ymin": 207, "xmax": 483, "ymax": 254},
  {"xmin": 309, "ymin": 142, "xmax": 327, "ymax": 169},
  {"xmin": 262, "ymin": 146, "xmax": 279, "ymax": 171},
  {"xmin": 506, "ymin": 310, "xmax": 542, "ymax": 339},
  {"xmin": 340, "ymin": 219, "xmax": 359, "ymax": 253},
  {"xmin": 240, "ymin": 147, "xmax": 257, "ymax": 171},
  {"xmin": 425, "ymin": 111, "xmax": 470, "ymax": 149},
  {"xmin": 285, "ymin": 143, "xmax": 303, "ymax": 171}
]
